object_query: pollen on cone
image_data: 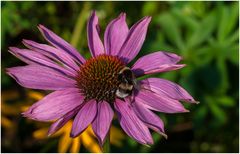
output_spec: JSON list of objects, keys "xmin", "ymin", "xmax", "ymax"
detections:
[{"xmin": 76, "ymin": 54, "xmax": 125, "ymax": 103}]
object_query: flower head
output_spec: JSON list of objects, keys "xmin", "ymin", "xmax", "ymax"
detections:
[{"xmin": 7, "ymin": 11, "xmax": 197, "ymax": 146}]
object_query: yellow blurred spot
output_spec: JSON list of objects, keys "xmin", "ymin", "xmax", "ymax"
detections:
[
  {"xmin": 1, "ymin": 117, "xmax": 14, "ymax": 129},
  {"xmin": 20, "ymin": 105, "xmax": 30, "ymax": 112},
  {"xmin": 81, "ymin": 128, "xmax": 101, "ymax": 153},
  {"xmin": 59, "ymin": 132, "xmax": 73, "ymax": 153},
  {"xmin": 70, "ymin": 137, "xmax": 81, "ymax": 153},
  {"xmin": 32, "ymin": 120, "xmax": 125, "ymax": 152},
  {"xmin": 110, "ymin": 126, "xmax": 125, "ymax": 147},
  {"xmin": 33, "ymin": 128, "xmax": 49, "ymax": 139},
  {"xmin": 27, "ymin": 91, "xmax": 44, "ymax": 100},
  {"xmin": 1, "ymin": 102, "xmax": 21, "ymax": 115},
  {"xmin": 1, "ymin": 90, "xmax": 19, "ymax": 100}
]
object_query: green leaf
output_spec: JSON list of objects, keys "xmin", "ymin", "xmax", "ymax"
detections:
[
  {"xmin": 226, "ymin": 29, "xmax": 239, "ymax": 46},
  {"xmin": 209, "ymin": 102, "xmax": 227, "ymax": 124},
  {"xmin": 142, "ymin": 1, "xmax": 159, "ymax": 15},
  {"xmin": 194, "ymin": 47, "xmax": 214, "ymax": 66},
  {"xmin": 189, "ymin": 1, "xmax": 207, "ymax": 18},
  {"xmin": 216, "ymin": 96, "xmax": 235, "ymax": 107},
  {"xmin": 193, "ymin": 106, "xmax": 207, "ymax": 125},
  {"xmin": 172, "ymin": 8, "xmax": 198, "ymax": 33},
  {"xmin": 127, "ymin": 137, "xmax": 138, "ymax": 147},
  {"xmin": 156, "ymin": 71, "xmax": 178, "ymax": 81},
  {"xmin": 227, "ymin": 44, "xmax": 239, "ymax": 65},
  {"xmin": 216, "ymin": 58, "xmax": 229, "ymax": 93},
  {"xmin": 217, "ymin": 3, "xmax": 238, "ymax": 42},
  {"xmin": 157, "ymin": 13, "xmax": 185, "ymax": 51},
  {"xmin": 187, "ymin": 9, "xmax": 216, "ymax": 49}
]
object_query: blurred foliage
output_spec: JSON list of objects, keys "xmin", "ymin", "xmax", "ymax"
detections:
[{"xmin": 1, "ymin": 1, "xmax": 239, "ymax": 153}]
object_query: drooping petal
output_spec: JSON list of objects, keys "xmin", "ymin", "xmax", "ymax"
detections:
[
  {"xmin": 92, "ymin": 101, "xmax": 114, "ymax": 146},
  {"xmin": 114, "ymin": 99, "xmax": 153, "ymax": 145},
  {"xmin": 48, "ymin": 105, "xmax": 82, "ymax": 136},
  {"xmin": 38, "ymin": 24, "xmax": 85, "ymax": 64},
  {"xmin": 6, "ymin": 65, "xmax": 76, "ymax": 90},
  {"xmin": 131, "ymin": 51, "xmax": 185, "ymax": 77},
  {"xmin": 118, "ymin": 16, "xmax": 151, "ymax": 64},
  {"xmin": 87, "ymin": 11, "xmax": 105, "ymax": 57},
  {"xmin": 71, "ymin": 100, "xmax": 97, "ymax": 137},
  {"xmin": 135, "ymin": 89, "xmax": 189, "ymax": 113},
  {"xmin": 22, "ymin": 88, "xmax": 84, "ymax": 121},
  {"xmin": 23, "ymin": 39, "xmax": 79, "ymax": 72},
  {"xmin": 140, "ymin": 78, "xmax": 198, "ymax": 103},
  {"xmin": 104, "ymin": 13, "xmax": 129, "ymax": 56},
  {"xmin": 8, "ymin": 47, "xmax": 76, "ymax": 77},
  {"xmin": 132, "ymin": 101, "xmax": 167, "ymax": 138}
]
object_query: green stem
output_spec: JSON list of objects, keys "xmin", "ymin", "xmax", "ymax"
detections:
[
  {"xmin": 103, "ymin": 132, "xmax": 110, "ymax": 153},
  {"xmin": 70, "ymin": 2, "xmax": 91, "ymax": 47}
]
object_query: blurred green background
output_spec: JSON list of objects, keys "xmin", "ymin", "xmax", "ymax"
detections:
[{"xmin": 1, "ymin": 1, "xmax": 239, "ymax": 153}]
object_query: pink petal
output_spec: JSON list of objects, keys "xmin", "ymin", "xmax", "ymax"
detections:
[
  {"xmin": 135, "ymin": 89, "xmax": 189, "ymax": 113},
  {"xmin": 71, "ymin": 100, "xmax": 97, "ymax": 137},
  {"xmin": 131, "ymin": 51, "xmax": 185, "ymax": 77},
  {"xmin": 22, "ymin": 88, "xmax": 84, "ymax": 121},
  {"xmin": 132, "ymin": 101, "xmax": 167, "ymax": 138},
  {"xmin": 8, "ymin": 47, "xmax": 76, "ymax": 77},
  {"xmin": 118, "ymin": 16, "xmax": 151, "ymax": 64},
  {"xmin": 48, "ymin": 105, "xmax": 82, "ymax": 136},
  {"xmin": 9, "ymin": 47, "xmax": 50, "ymax": 64},
  {"xmin": 38, "ymin": 24, "xmax": 85, "ymax": 64},
  {"xmin": 87, "ymin": 11, "xmax": 105, "ymax": 57},
  {"xmin": 133, "ymin": 64, "xmax": 185, "ymax": 78},
  {"xmin": 23, "ymin": 39, "xmax": 79, "ymax": 72},
  {"xmin": 6, "ymin": 65, "xmax": 76, "ymax": 91},
  {"xmin": 104, "ymin": 13, "xmax": 129, "ymax": 56},
  {"xmin": 114, "ymin": 99, "xmax": 153, "ymax": 145},
  {"xmin": 141, "ymin": 78, "xmax": 198, "ymax": 103},
  {"xmin": 92, "ymin": 101, "xmax": 114, "ymax": 146}
]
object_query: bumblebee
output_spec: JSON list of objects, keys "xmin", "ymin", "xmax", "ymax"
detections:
[{"xmin": 116, "ymin": 67, "xmax": 137, "ymax": 98}]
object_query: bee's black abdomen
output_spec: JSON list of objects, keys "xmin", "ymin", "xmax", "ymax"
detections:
[{"xmin": 118, "ymin": 69, "xmax": 134, "ymax": 84}]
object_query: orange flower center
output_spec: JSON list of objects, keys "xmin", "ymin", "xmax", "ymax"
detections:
[{"xmin": 76, "ymin": 54, "xmax": 126, "ymax": 103}]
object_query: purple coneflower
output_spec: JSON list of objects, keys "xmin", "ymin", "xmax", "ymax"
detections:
[{"xmin": 7, "ymin": 11, "xmax": 197, "ymax": 146}]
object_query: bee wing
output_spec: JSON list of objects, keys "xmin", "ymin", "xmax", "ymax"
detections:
[{"xmin": 133, "ymin": 79, "xmax": 140, "ymax": 90}]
